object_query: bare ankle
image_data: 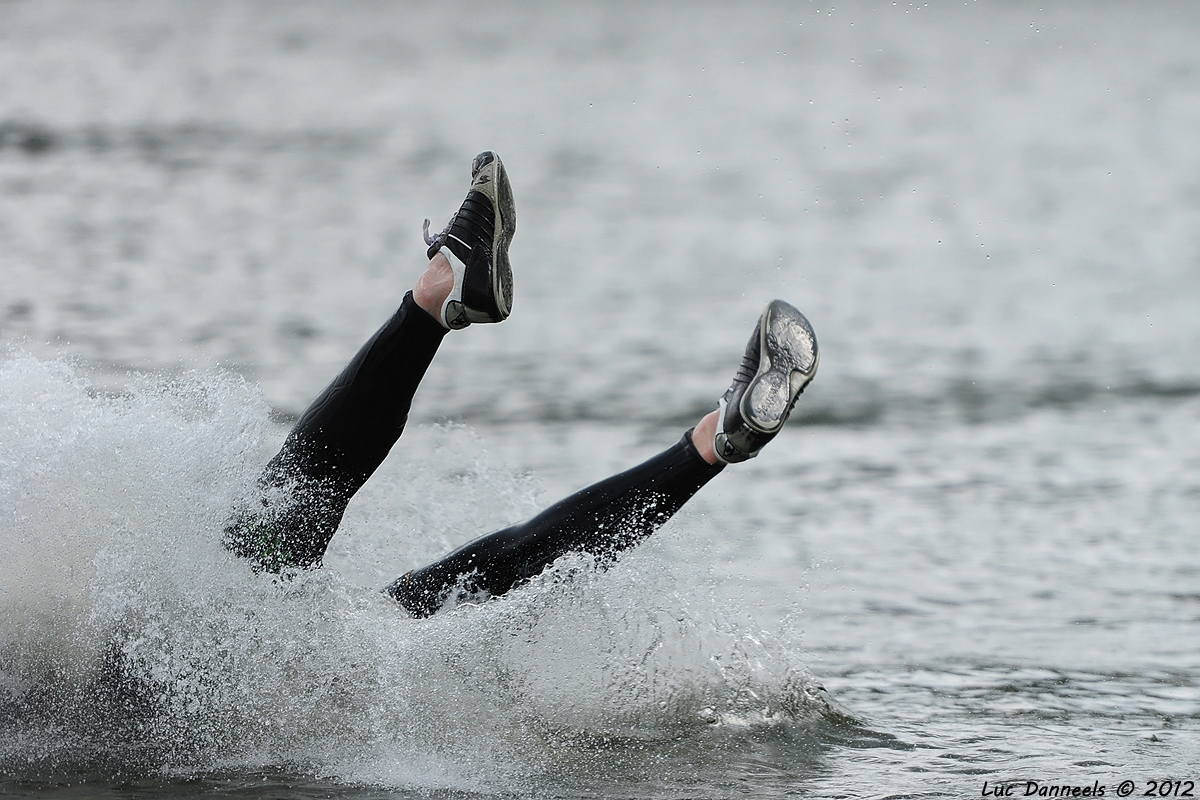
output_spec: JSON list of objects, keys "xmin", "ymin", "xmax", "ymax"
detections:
[
  {"xmin": 413, "ymin": 253, "xmax": 454, "ymax": 324},
  {"xmin": 693, "ymin": 410, "xmax": 720, "ymax": 465}
]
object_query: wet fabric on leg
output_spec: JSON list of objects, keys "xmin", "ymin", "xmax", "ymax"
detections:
[
  {"xmin": 225, "ymin": 291, "xmax": 448, "ymax": 571},
  {"xmin": 386, "ymin": 431, "xmax": 724, "ymax": 617}
]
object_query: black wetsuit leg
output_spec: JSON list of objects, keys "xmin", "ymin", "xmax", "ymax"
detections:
[
  {"xmin": 385, "ymin": 431, "xmax": 724, "ymax": 617},
  {"xmin": 225, "ymin": 291, "xmax": 448, "ymax": 571}
]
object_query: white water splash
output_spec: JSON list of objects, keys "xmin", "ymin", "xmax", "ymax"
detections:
[{"xmin": 0, "ymin": 352, "xmax": 835, "ymax": 790}]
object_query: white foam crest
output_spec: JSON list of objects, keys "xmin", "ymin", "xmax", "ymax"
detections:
[
  {"xmin": 0, "ymin": 352, "xmax": 263, "ymax": 682},
  {"xmin": 0, "ymin": 353, "xmax": 831, "ymax": 790}
]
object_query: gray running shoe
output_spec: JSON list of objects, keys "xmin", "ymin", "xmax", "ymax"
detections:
[
  {"xmin": 423, "ymin": 151, "xmax": 516, "ymax": 329},
  {"xmin": 714, "ymin": 299, "xmax": 819, "ymax": 464}
]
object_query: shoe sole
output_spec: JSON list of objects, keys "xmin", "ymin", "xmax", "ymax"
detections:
[
  {"xmin": 741, "ymin": 300, "xmax": 819, "ymax": 434},
  {"xmin": 471, "ymin": 152, "xmax": 516, "ymax": 320}
]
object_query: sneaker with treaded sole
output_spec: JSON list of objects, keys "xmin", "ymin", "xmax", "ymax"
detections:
[
  {"xmin": 423, "ymin": 151, "xmax": 516, "ymax": 329},
  {"xmin": 714, "ymin": 299, "xmax": 819, "ymax": 464}
]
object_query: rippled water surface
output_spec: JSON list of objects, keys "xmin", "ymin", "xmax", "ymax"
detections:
[{"xmin": 2, "ymin": 2, "xmax": 1199, "ymax": 797}]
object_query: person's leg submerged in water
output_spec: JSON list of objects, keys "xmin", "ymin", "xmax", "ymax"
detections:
[
  {"xmin": 387, "ymin": 298, "xmax": 820, "ymax": 617},
  {"xmin": 225, "ymin": 151, "xmax": 516, "ymax": 572}
]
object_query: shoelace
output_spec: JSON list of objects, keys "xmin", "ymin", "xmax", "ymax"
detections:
[{"xmin": 422, "ymin": 218, "xmax": 449, "ymax": 250}]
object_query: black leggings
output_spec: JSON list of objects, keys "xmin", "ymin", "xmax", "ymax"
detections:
[{"xmin": 225, "ymin": 292, "xmax": 724, "ymax": 616}]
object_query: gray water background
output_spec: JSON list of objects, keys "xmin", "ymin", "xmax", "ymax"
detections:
[{"xmin": 1, "ymin": 1, "xmax": 1199, "ymax": 797}]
